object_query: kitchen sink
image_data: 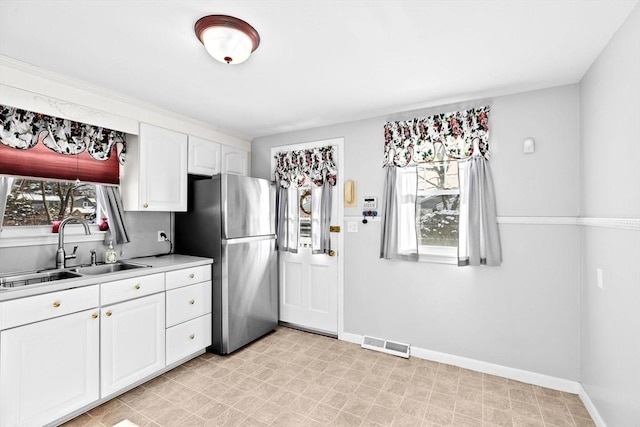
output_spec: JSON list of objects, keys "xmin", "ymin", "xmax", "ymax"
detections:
[
  {"xmin": 0, "ymin": 261, "xmax": 152, "ymax": 291},
  {"xmin": 71, "ymin": 261, "xmax": 151, "ymax": 275},
  {"xmin": 0, "ymin": 270, "xmax": 83, "ymax": 289}
]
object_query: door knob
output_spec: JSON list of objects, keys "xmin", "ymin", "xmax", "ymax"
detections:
[{"xmin": 328, "ymin": 250, "xmax": 336, "ymax": 257}]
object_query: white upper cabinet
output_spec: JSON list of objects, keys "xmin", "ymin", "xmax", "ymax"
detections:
[
  {"xmin": 122, "ymin": 123, "xmax": 188, "ymax": 212},
  {"xmin": 188, "ymin": 135, "xmax": 221, "ymax": 176},
  {"xmin": 221, "ymin": 145, "xmax": 249, "ymax": 176}
]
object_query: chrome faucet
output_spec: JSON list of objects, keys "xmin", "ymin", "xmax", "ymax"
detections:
[{"xmin": 56, "ymin": 217, "xmax": 91, "ymax": 269}]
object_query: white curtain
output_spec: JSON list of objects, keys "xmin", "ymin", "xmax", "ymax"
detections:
[
  {"xmin": 96, "ymin": 185, "xmax": 130, "ymax": 244},
  {"xmin": 0, "ymin": 176, "xmax": 15, "ymax": 234},
  {"xmin": 380, "ymin": 166, "xmax": 419, "ymax": 261},
  {"xmin": 276, "ymin": 183, "xmax": 299, "ymax": 253},
  {"xmin": 311, "ymin": 180, "xmax": 332, "ymax": 254},
  {"xmin": 457, "ymin": 154, "xmax": 501, "ymax": 266}
]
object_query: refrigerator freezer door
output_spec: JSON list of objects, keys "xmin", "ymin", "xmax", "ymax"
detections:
[
  {"xmin": 222, "ymin": 174, "xmax": 274, "ymax": 239},
  {"xmin": 221, "ymin": 236, "xmax": 277, "ymax": 354}
]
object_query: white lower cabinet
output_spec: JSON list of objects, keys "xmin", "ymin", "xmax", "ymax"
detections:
[
  {"xmin": 0, "ymin": 263, "xmax": 212, "ymax": 426},
  {"xmin": 0, "ymin": 309, "xmax": 100, "ymax": 427},
  {"xmin": 165, "ymin": 268, "xmax": 213, "ymax": 365},
  {"xmin": 166, "ymin": 313, "xmax": 212, "ymax": 365},
  {"xmin": 100, "ymin": 292, "xmax": 166, "ymax": 397}
]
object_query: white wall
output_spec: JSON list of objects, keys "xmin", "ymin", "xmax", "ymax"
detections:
[
  {"xmin": 579, "ymin": 4, "xmax": 640, "ymax": 426},
  {"xmin": 252, "ymin": 84, "xmax": 582, "ymax": 381}
]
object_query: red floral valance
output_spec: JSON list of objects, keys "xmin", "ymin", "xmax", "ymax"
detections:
[
  {"xmin": 273, "ymin": 146, "xmax": 337, "ymax": 188},
  {"xmin": 0, "ymin": 104, "xmax": 126, "ymax": 184},
  {"xmin": 383, "ymin": 106, "xmax": 490, "ymax": 167}
]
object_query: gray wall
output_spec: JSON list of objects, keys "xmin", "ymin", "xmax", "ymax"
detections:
[
  {"xmin": 579, "ymin": 4, "xmax": 640, "ymax": 426},
  {"xmin": 0, "ymin": 211, "xmax": 173, "ymax": 274},
  {"xmin": 252, "ymin": 84, "xmax": 581, "ymax": 381}
]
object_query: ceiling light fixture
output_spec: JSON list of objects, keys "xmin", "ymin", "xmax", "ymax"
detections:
[{"xmin": 194, "ymin": 15, "xmax": 260, "ymax": 65}]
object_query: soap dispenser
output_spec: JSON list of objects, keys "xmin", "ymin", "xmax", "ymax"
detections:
[{"xmin": 105, "ymin": 240, "xmax": 117, "ymax": 264}]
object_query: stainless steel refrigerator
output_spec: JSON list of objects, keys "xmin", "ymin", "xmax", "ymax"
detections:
[{"xmin": 175, "ymin": 174, "xmax": 277, "ymax": 354}]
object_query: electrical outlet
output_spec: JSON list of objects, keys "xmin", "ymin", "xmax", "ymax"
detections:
[
  {"xmin": 347, "ymin": 221, "xmax": 358, "ymax": 232},
  {"xmin": 157, "ymin": 231, "xmax": 166, "ymax": 242}
]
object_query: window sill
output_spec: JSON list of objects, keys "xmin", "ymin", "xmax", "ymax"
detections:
[
  {"xmin": 418, "ymin": 254, "xmax": 458, "ymax": 265},
  {"xmin": 0, "ymin": 225, "xmax": 106, "ymax": 248},
  {"xmin": 418, "ymin": 245, "xmax": 458, "ymax": 265}
]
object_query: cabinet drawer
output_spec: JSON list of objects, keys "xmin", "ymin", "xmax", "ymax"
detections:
[
  {"xmin": 166, "ymin": 314, "xmax": 211, "ymax": 365},
  {"xmin": 101, "ymin": 273, "xmax": 164, "ymax": 306},
  {"xmin": 166, "ymin": 281, "xmax": 212, "ymax": 327},
  {"xmin": 165, "ymin": 265, "xmax": 211, "ymax": 290},
  {"xmin": 0, "ymin": 285, "xmax": 99, "ymax": 330}
]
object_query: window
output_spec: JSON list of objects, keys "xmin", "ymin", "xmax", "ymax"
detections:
[
  {"xmin": 416, "ymin": 161, "xmax": 459, "ymax": 259},
  {"xmin": 3, "ymin": 178, "xmax": 98, "ymax": 227}
]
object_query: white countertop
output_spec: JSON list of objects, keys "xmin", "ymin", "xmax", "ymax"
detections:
[{"xmin": 0, "ymin": 254, "xmax": 213, "ymax": 302}]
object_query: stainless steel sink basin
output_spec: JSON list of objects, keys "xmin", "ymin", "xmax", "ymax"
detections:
[
  {"xmin": 0, "ymin": 270, "xmax": 83, "ymax": 289},
  {"xmin": 71, "ymin": 261, "xmax": 150, "ymax": 275}
]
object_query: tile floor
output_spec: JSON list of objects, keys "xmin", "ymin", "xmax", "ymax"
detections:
[{"xmin": 62, "ymin": 327, "xmax": 595, "ymax": 427}]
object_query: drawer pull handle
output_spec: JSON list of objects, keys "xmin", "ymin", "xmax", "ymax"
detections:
[
  {"xmin": 189, "ymin": 334, "xmax": 195, "ymax": 340},
  {"xmin": 92, "ymin": 313, "xmax": 99, "ymax": 319},
  {"xmin": 106, "ymin": 311, "xmax": 113, "ymax": 317},
  {"xmin": 135, "ymin": 284, "xmax": 141, "ymax": 290},
  {"xmin": 189, "ymin": 299, "xmax": 195, "ymax": 305},
  {"xmin": 52, "ymin": 301, "xmax": 61, "ymax": 308},
  {"xmin": 189, "ymin": 273, "xmax": 195, "ymax": 279},
  {"xmin": 143, "ymin": 203, "xmax": 149, "ymax": 208}
]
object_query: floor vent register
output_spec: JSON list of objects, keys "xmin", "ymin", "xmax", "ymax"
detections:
[{"xmin": 361, "ymin": 335, "xmax": 411, "ymax": 358}]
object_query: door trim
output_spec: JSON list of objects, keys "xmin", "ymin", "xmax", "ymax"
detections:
[{"xmin": 271, "ymin": 137, "xmax": 344, "ymax": 339}]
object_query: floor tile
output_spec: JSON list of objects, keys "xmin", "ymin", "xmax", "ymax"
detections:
[{"xmin": 64, "ymin": 327, "xmax": 595, "ymax": 427}]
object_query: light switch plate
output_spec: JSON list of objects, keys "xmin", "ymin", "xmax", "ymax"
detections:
[
  {"xmin": 347, "ymin": 221, "xmax": 358, "ymax": 232},
  {"xmin": 523, "ymin": 137, "xmax": 535, "ymax": 154},
  {"xmin": 597, "ymin": 268, "xmax": 603, "ymax": 289}
]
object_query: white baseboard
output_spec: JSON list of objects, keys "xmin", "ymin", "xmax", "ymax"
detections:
[
  {"xmin": 409, "ymin": 346, "xmax": 580, "ymax": 393},
  {"xmin": 340, "ymin": 332, "xmax": 609, "ymax": 425},
  {"xmin": 340, "ymin": 331, "xmax": 579, "ymax": 393},
  {"xmin": 578, "ymin": 384, "xmax": 607, "ymax": 427}
]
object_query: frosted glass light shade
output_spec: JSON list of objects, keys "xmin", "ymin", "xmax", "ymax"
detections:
[
  {"xmin": 201, "ymin": 27, "xmax": 253, "ymax": 64},
  {"xmin": 195, "ymin": 15, "xmax": 260, "ymax": 65}
]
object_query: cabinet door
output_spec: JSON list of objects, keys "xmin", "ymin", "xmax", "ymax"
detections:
[
  {"xmin": 166, "ymin": 281, "xmax": 212, "ymax": 327},
  {"xmin": 101, "ymin": 293, "xmax": 165, "ymax": 398},
  {"xmin": 221, "ymin": 145, "xmax": 249, "ymax": 176},
  {"xmin": 188, "ymin": 135, "xmax": 221, "ymax": 176},
  {"xmin": 0, "ymin": 309, "xmax": 100, "ymax": 427},
  {"xmin": 139, "ymin": 123, "xmax": 188, "ymax": 211},
  {"xmin": 166, "ymin": 314, "xmax": 212, "ymax": 365}
]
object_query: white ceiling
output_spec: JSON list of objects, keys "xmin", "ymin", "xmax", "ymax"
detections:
[{"xmin": 0, "ymin": 1, "xmax": 637, "ymax": 140}]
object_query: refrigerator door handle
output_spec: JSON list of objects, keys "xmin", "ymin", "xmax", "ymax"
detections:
[{"xmin": 224, "ymin": 235, "xmax": 276, "ymax": 245}]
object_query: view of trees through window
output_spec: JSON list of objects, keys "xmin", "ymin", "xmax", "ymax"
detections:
[
  {"xmin": 3, "ymin": 178, "xmax": 97, "ymax": 227},
  {"xmin": 416, "ymin": 161, "xmax": 460, "ymax": 247}
]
